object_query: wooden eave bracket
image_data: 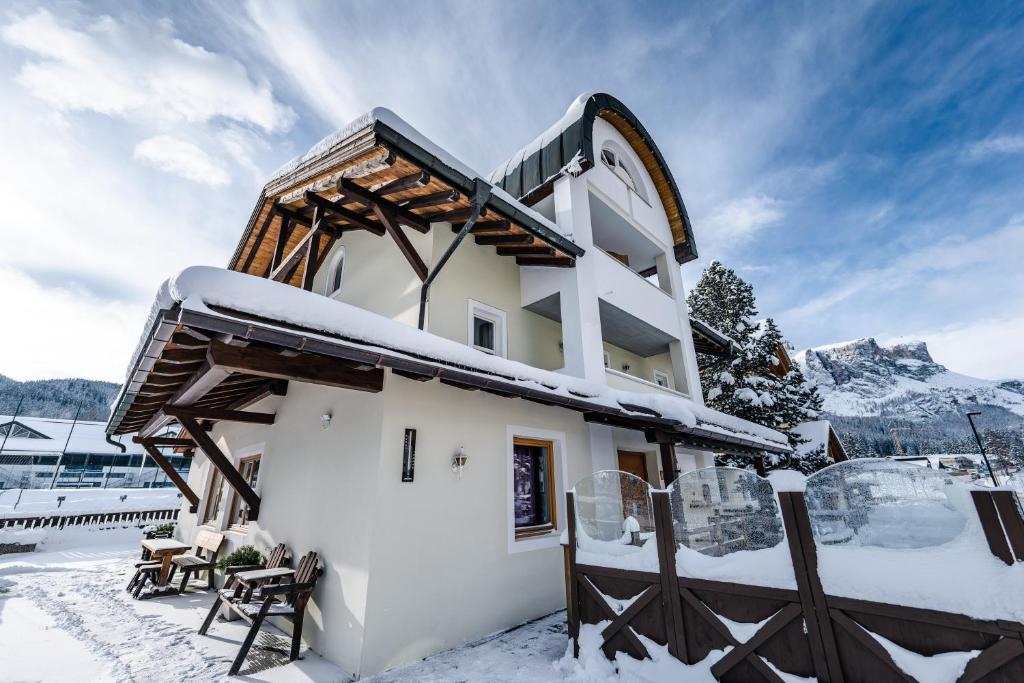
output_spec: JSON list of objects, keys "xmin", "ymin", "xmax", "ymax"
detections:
[
  {"xmin": 173, "ymin": 414, "xmax": 261, "ymax": 521},
  {"xmin": 137, "ymin": 438, "xmax": 200, "ymax": 513}
]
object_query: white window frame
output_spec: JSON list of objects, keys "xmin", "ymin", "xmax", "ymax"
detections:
[
  {"xmin": 468, "ymin": 299, "xmax": 507, "ymax": 358},
  {"xmin": 599, "ymin": 141, "xmax": 649, "ymax": 203},
  {"xmin": 506, "ymin": 425, "xmax": 568, "ymax": 554},
  {"xmin": 324, "ymin": 246, "xmax": 347, "ymax": 298},
  {"xmin": 653, "ymin": 369, "xmax": 672, "ymax": 389}
]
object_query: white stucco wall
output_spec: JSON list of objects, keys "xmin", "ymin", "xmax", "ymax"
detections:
[{"xmin": 176, "ymin": 373, "xmax": 594, "ymax": 677}]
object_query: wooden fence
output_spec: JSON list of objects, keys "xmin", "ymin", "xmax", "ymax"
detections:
[
  {"xmin": 0, "ymin": 508, "xmax": 180, "ymax": 530},
  {"xmin": 565, "ymin": 488, "xmax": 1024, "ymax": 683}
]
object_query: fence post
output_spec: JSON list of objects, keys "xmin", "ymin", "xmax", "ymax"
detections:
[
  {"xmin": 779, "ymin": 491, "xmax": 844, "ymax": 683},
  {"xmin": 565, "ymin": 490, "xmax": 580, "ymax": 657},
  {"xmin": 651, "ymin": 490, "xmax": 688, "ymax": 664},
  {"xmin": 972, "ymin": 490, "xmax": 1015, "ymax": 565}
]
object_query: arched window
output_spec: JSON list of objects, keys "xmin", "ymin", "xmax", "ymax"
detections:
[
  {"xmin": 600, "ymin": 142, "xmax": 648, "ymax": 202},
  {"xmin": 324, "ymin": 247, "xmax": 346, "ymax": 297}
]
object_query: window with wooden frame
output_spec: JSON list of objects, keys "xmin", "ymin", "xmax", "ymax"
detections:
[
  {"xmin": 226, "ymin": 454, "xmax": 261, "ymax": 529},
  {"xmin": 653, "ymin": 369, "xmax": 672, "ymax": 389},
  {"xmin": 201, "ymin": 468, "xmax": 225, "ymax": 526},
  {"xmin": 512, "ymin": 437, "xmax": 556, "ymax": 539}
]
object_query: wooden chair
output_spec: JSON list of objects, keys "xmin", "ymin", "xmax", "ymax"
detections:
[
  {"xmin": 169, "ymin": 529, "xmax": 225, "ymax": 594},
  {"xmin": 198, "ymin": 542, "xmax": 290, "ymax": 634},
  {"xmin": 200, "ymin": 551, "xmax": 323, "ymax": 676},
  {"xmin": 126, "ymin": 557, "xmax": 162, "ymax": 594}
]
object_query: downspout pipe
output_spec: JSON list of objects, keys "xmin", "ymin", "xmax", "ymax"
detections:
[
  {"xmin": 418, "ymin": 178, "xmax": 492, "ymax": 329},
  {"xmin": 105, "ymin": 433, "xmax": 128, "ymax": 453}
]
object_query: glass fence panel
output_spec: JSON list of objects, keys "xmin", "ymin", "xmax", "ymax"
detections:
[
  {"xmin": 573, "ymin": 470, "xmax": 654, "ymax": 558},
  {"xmin": 804, "ymin": 458, "xmax": 970, "ymax": 548},
  {"xmin": 667, "ymin": 467, "xmax": 784, "ymax": 556}
]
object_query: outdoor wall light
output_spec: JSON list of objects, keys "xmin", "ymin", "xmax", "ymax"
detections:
[
  {"xmin": 452, "ymin": 446, "xmax": 469, "ymax": 479},
  {"xmin": 320, "ymin": 413, "xmax": 332, "ymax": 430},
  {"xmin": 621, "ymin": 363, "xmax": 631, "ymax": 372}
]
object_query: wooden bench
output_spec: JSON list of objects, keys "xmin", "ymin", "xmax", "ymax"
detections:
[
  {"xmin": 200, "ymin": 550, "xmax": 323, "ymax": 676},
  {"xmin": 169, "ymin": 529, "xmax": 225, "ymax": 594}
]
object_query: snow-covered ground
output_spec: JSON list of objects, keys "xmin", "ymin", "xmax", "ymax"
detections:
[{"xmin": 0, "ymin": 487, "xmax": 182, "ymax": 516}]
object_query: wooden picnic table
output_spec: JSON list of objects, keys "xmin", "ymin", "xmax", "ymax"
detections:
[
  {"xmin": 232, "ymin": 566, "xmax": 295, "ymax": 603},
  {"xmin": 140, "ymin": 538, "xmax": 189, "ymax": 587}
]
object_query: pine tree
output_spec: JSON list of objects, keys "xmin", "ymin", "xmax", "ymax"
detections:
[{"xmin": 688, "ymin": 262, "xmax": 827, "ymax": 474}]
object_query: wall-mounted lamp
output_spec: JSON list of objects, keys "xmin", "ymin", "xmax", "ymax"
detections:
[
  {"xmin": 320, "ymin": 413, "xmax": 332, "ymax": 430},
  {"xmin": 452, "ymin": 446, "xmax": 469, "ymax": 479},
  {"xmin": 621, "ymin": 363, "xmax": 631, "ymax": 372}
]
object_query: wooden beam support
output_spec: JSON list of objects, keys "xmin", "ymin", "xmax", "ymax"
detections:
[
  {"xmin": 402, "ymin": 189, "xmax": 459, "ymax": 210},
  {"xmin": 496, "ymin": 246, "xmax": 555, "ymax": 256},
  {"xmin": 374, "ymin": 170, "xmax": 430, "ymax": 196},
  {"xmin": 271, "ymin": 216, "xmax": 293, "ymax": 273},
  {"xmin": 207, "ymin": 339, "xmax": 385, "ymax": 392},
  {"xmin": 302, "ymin": 209, "xmax": 323, "ymax": 291},
  {"xmin": 302, "ymin": 192, "xmax": 386, "ymax": 236},
  {"xmin": 515, "ymin": 256, "xmax": 574, "ymax": 267},
  {"xmin": 133, "ymin": 436, "xmax": 195, "ymax": 448},
  {"xmin": 660, "ymin": 442, "xmax": 679, "ymax": 486},
  {"xmin": 166, "ymin": 406, "xmax": 276, "ymax": 425},
  {"xmin": 373, "ymin": 205, "xmax": 428, "ymax": 281},
  {"xmin": 160, "ymin": 348, "xmax": 208, "ymax": 364},
  {"xmin": 140, "ymin": 442, "xmax": 199, "ymax": 512},
  {"xmin": 450, "ymin": 220, "xmax": 511, "ymax": 234},
  {"xmin": 337, "ymin": 178, "xmax": 429, "ymax": 233},
  {"xmin": 428, "ymin": 206, "xmax": 487, "ymax": 224},
  {"xmin": 475, "ymin": 234, "xmax": 533, "ymax": 246},
  {"xmin": 176, "ymin": 415, "xmax": 260, "ymax": 521},
  {"xmin": 271, "ymin": 206, "xmax": 322, "ymax": 283},
  {"xmin": 239, "ymin": 206, "xmax": 278, "ymax": 274}
]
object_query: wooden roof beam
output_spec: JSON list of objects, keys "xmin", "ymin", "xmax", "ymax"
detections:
[
  {"xmin": 207, "ymin": 339, "xmax": 385, "ymax": 393},
  {"xmin": 374, "ymin": 170, "xmax": 430, "ymax": 196},
  {"xmin": 373, "ymin": 205, "xmax": 428, "ymax": 281},
  {"xmin": 402, "ymin": 189, "xmax": 460, "ymax": 210},
  {"xmin": 302, "ymin": 192, "xmax": 386, "ymax": 236},
  {"xmin": 450, "ymin": 220, "xmax": 511, "ymax": 234},
  {"xmin": 475, "ymin": 234, "xmax": 533, "ymax": 246},
  {"xmin": 496, "ymin": 246, "xmax": 555, "ymax": 256},
  {"xmin": 516, "ymin": 256, "xmax": 574, "ymax": 267},
  {"xmin": 428, "ymin": 206, "xmax": 489, "ymax": 224},
  {"xmin": 139, "ymin": 441, "xmax": 199, "ymax": 512},
  {"xmin": 270, "ymin": 206, "xmax": 323, "ymax": 283},
  {"xmin": 337, "ymin": 178, "xmax": 430, "ymax": 234}
]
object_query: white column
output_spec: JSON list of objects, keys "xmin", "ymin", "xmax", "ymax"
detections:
[
  {"xmin": 553, "ymin": 176, "xmax": 606, "ymax": 383},
  {"xmin": 588, "ymin": 424, "xmax": 618, "ymax": 473},
  {"xmin": 662, "ymin": 253, "xmax": 705, "ymax": 404}
]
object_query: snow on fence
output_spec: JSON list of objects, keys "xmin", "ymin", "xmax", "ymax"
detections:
[
  {"xmin": 564, "ymin": 461, "xmax": 1024, "ymax": 682},
  {"xmin": 0, "ymin": 488, "xmax": 184, "ymax": 534}
]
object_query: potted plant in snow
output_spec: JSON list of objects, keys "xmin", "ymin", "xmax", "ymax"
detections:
[{"xmin": 216, "ymin": 545, "xmax": 265, "ymax": 620}]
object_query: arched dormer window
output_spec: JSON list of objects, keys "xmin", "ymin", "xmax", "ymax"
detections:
[
  {"xmin": 324, "ymin": 246, "xmax": 346, "ymax": 297},
  {"xmin": 600, "ymin": 142, "xmax": 648, "ymax": 203}
]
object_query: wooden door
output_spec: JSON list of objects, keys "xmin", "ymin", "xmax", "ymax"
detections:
[{"xmin": 617, "ymin": 450, "xmax": 649, "ymax": 483}]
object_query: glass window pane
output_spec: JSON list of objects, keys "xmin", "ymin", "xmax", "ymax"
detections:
[
  {"xmin": 473, "ymin": 316, "xmax": 494, "ymax": 350},
  {"xmin": 514, "ymin": 442, "xmax": 551, "ymax": 529}
]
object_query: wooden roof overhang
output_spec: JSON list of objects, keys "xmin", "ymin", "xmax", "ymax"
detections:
[
  {"xmin": 227, "ymin": 119, "xmax": 585, "ymax": 290},
  {"xmin": 106, "ymin": 303, "xmax": 790, "ymax": 460},
  {"xmin": 489, "ymin": 93, "xmax": 698, "ymax": 265},
  {"xmin": 689, "ymin": 317, "xmax": 737, "ymax": 358}
]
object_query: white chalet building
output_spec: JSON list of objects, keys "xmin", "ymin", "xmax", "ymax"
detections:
[{"xmin": 105, "ymin": 92, "xmax": 789, "ymax": 677}]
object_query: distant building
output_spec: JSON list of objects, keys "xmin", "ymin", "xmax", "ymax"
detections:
[
  {"xmin": 789, "ymin": 419, "xmax": 848, "ymax": 463},
  {"xmin": 0, "ymin": 416, "xmax": 188, "ymax": 489}
]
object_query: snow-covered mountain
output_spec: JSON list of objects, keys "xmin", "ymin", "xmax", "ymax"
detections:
[{"xmin": 794, "ymin": 338, "xmax": 1024, "ymax": 419}]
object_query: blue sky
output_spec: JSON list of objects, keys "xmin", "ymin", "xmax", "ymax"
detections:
[{"xmin": 1, "ymin": 1, "xmax": 1022, "ymax": 381}]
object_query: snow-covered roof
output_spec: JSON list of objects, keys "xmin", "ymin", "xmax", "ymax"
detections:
[
  {"xmin": 790, "ymin": 420, "xmax": 830, "ymax": 456},
  {"xmin": 0, "ymin": 416, "xmax": 143, "ymax": 455},
  {"xmin": 109, "ymin": 266, "xmax": 790, "ymax": 454},
  {"xmin": 266, "ymin": 106, "xmax": 568, "ymax": 244},
  {"xmin": 486, "ymin": 92, "xmax": 697, "ymax": 264}
]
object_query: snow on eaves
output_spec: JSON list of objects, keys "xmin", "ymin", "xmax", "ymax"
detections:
[
  {"xmin": 487, "ymin": 91, "xmax": 595, "ymax": 185},
  {"xmin": 144, "ymin": 266, "xmax": 788, "ymax": 450},
  {"xmin": 266, "ymin": 107, "xmax": 566, "ymax": 241}
]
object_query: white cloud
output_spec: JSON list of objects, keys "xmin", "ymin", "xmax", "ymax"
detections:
[
  {"xmin": 964, "ymin": 134, "xmax": 1024, "ymax": 161},
  {"xmin": 784, "ymin": 220, "xmax": 1024, "ymax": 319},
  {"xmin": 700, "ymin": 195, "xmax": 784, "ymax": 252},
  {"xmin": 906, "ymin": 316, "xmax": 1024, "ymax": 380},
  {"xmin": 0, "ymin": 266, "xmax": 144, "ymax": 382},
  {"xmin": 1, "ymin": 8, "xmax": 294, "ymax": 133},
  {"xmin": 133, "ymin": 135, "xmax": 230, "ymax": 185}
]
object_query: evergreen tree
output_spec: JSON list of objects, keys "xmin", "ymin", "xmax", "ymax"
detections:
[{"xmin": 688, "ymin": 262, "xmax": 827, "ymax": 474}]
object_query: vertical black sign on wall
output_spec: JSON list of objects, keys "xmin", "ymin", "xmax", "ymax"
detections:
[{"xmin": 401, "ymin": 428, "xmax": 416, "ymax": 482}]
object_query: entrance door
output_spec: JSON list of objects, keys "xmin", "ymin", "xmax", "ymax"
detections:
[{"xmin": 617, "ymin": 450, "xmax": 649, "ymax": 484}]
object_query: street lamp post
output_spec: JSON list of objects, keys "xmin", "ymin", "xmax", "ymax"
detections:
[{"xmin": 966, "ymin": 411, "xmax": 999, "ymax": 486}]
